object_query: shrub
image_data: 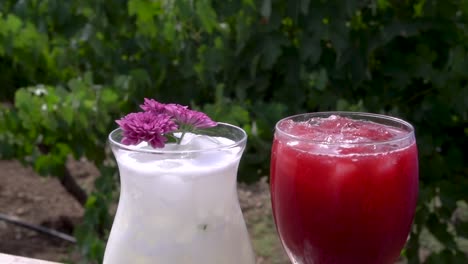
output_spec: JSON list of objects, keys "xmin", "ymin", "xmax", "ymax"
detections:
[{"xmin": 0, "ymin": 0, "xmax": 466, "ymax": 262}]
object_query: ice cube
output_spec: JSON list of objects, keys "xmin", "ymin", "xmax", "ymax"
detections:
[
  {"xmin": 376, "ymin": 153, "xmax": 398, "ymax": 176},
  {"xmin": 135, "ymin": 141, "xmax": 149, "ymax": 148},
  {"xmin": 125, "ymin": 150, "xmax": 184, "ymax": 171},
  {"xmin": 334, "ymin": 162, "xmax": 356, "ymax": 177},
  {"xmin": 329, "ymin": 161, "xmax": 356, "ymax": 196},
  {"xmin": 192, "ymin": 169, "xmax": 236, "ymax": 217},
  {"xmin": 179, "ymin": 134, "xmax": 238, "ymax": 170},
  {"xmin": 128, "ymin": 152, "xmax": 158, "ymax": 163},
  {"xmin": 174, "ymin": 223, "xmax": 198, "ymax": 243},
  {"xmin": 155, "ymin": 174, "xmax": 192, "ymax": 203},
  {"xmin": 181, "ymin": 134, "xmax": 225, "ymax": 150},
  {"xmin": 156, "ymin": 160, "xmax": 184, "ymax": 169}
]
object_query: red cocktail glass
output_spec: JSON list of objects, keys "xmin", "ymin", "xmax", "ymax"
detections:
[{"xmin": 270, "ymin": 112, "xmax": 418, "ymax": 264}]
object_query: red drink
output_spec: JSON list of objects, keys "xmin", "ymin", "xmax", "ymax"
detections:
[{"xmin": 270, "ymin": 113, "xmax": 418, "ymax": 264}]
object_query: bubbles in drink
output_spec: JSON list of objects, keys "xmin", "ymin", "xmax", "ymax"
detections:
[{"xmin": 279, "ymin": 115, "xmax": 412, "ymax": 155}]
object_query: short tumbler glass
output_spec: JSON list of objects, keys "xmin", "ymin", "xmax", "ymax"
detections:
[{"xmin": 270, "ymin": 112, "xmax": 419, "ymax": 264}]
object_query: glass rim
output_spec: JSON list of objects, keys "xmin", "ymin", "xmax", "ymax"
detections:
[
  {"xmin": 275, "ymin": 111, "xmax": 415, "ymax": 146},
  {"xmin": 108, "ymin": 122, "xmax": 247, "ymax": 154}
]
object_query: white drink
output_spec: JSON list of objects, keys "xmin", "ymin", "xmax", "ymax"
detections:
[{"xmin": 104, "ymin": 132, "xmax": 256, "ymax": 264}]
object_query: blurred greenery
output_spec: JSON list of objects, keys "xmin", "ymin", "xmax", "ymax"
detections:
[{"xmin": 0, "ymin": 0, "xmax": 466, "ymax": 263}]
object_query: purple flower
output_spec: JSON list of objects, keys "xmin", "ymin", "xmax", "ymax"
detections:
[
  {"xmin": 116, "ymin": 112, "xmax": 178, "ymax": 148},
  {"xmin": 171, "ymin": 108, "xmax": 218, "ymax": 129},
  {"xmin": 140, "ymin": 98, "xmax": 167, "ymax": 114},
  {"xmin": 117, "ymin": 98, "xmax": 218, "ymax": 148},
  {"xmin": 164, "ymin": 103, "xmax": 189, "ymax": 116},
  {"xmin": 141, "ymin": 99, "xmax": 217, "ymax": 129}
]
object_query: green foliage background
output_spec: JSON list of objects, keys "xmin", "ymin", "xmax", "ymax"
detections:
[{"xmin": 0, "ymin": 0, "xmax": 467, "ymax": 263}]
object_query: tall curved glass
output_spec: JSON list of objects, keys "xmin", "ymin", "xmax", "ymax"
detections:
[
  {"xmin": 104, "ymin": 123, "xmax": 256, "ymax": 264},
  {"xmin": 270, "ymin": 112, "xmax": 419, "ymax": 264}
]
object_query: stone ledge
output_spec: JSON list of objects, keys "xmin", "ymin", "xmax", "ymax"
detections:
[{"xmin": 0, "ymin": 253, "xmax": 61, "ymax": 264}]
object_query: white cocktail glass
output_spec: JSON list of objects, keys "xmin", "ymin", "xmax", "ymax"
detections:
[{"xmin": 104, "ymin": 123, "xmax": 256, "ymax": 264}]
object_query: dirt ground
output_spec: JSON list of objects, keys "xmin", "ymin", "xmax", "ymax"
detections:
[
  {"xmin": 0, "ymin": 159, "xmax": 289, "ymax": 263},
  {"xmin": 0, "ymin": 160, "xmax": 82, "ymax": 262}
]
